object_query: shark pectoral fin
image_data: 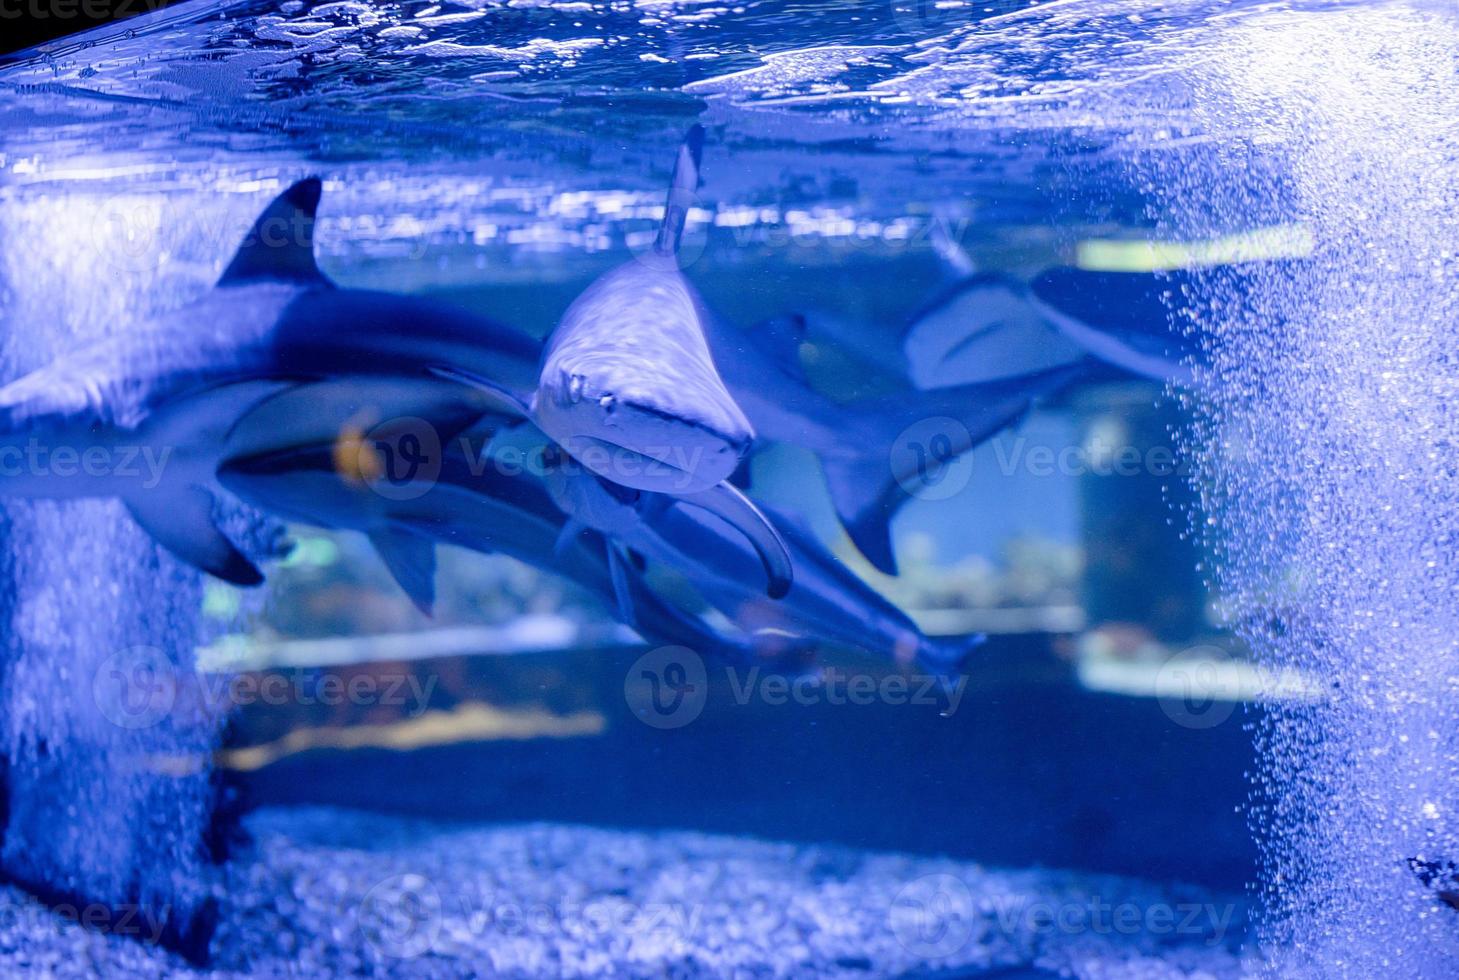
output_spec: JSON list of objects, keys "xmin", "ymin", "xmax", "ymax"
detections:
[
  {"xmin": 426, "ymin": 366, "xmax": 533, "ymax": 419},
  {"xmin": 675, "ymin": 482, "xmax": 793, "ymax": 600},
  {"xmin": 553, "ymin": 519, "xmax": 587, "ymax": 563},
  {"xmin": 126, "ymin": 489, "xmax": 264, "ymax": 587},
  {"xmin": 607, "ymin": 545, "xmax": 639, "ymax": 630},
  {"xmin": 820, "ymin": 454, "xmax": 901, "ymax": 577},
  {"xmin": 369, "ymin": 527, "xmax": 436, "ymax": 616}
]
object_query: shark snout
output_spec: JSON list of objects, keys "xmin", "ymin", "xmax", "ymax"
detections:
[{"xmin": 537, "ymin": 373, "xmax": 750, "ymax": 495}]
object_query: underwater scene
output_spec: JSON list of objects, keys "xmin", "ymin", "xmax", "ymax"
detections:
[{"xmin": 0, "ymin": 0, "xmax": 1456, "ymax": 975}]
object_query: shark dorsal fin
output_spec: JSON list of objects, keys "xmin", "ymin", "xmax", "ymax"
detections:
[
  {"xmin": 653, "ymin": 124, "xmax": 705, "ymax": 260},
  {"xmin": 218, "ymin": 178, "xmax": 332, "ymax": 288}
]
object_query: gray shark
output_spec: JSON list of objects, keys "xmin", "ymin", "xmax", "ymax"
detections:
[
  {"xmin": 216, "ymin": 426, "xmax": 796, "ymax": 667},
  {"xmin": 545, "ymin": 463, "xmax": 981, "ymax": 671},
  {"xmin": 527, "ymin": 125, "xmax": 792, "ymax": 598},
  {"xmin": 533, "ymin": 125, "xmax": 753, "ymax": 497},
  {"xmin": 0, "ymin": 178, "xmax": 543, "ymax": 584}
]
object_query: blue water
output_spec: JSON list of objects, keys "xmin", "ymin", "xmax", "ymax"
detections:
[{"xmin": 0, "ymin": 0, "xmax": 1456, "ymax": 975}]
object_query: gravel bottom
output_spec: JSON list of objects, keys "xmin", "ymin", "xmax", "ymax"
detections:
[{"xmin": 0, "ymin": 807, "xmax": 1255, "ymax": 978}]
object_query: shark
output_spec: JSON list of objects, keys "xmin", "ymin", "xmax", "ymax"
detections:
[
  {"xmin": 544, "ymin": 462, "xmax": 982, "ymax": 671},
  {"xmin": 216, "ymin": 426, "xmax": 802, "ymax": 667},
  {"xmin": 0, "ymin": 177, "xmax": 543, "ymax": 585},
  {"xmin": 899, "ymin": 228, "xmax": 1240, "ymax": 388},
  {"xmin": 533, "ymin": 125, "xmax": 753, "ymax": 497},
  {"xmin": 528, "ymin": 125, "xmax": 793, "ymax": 597}
]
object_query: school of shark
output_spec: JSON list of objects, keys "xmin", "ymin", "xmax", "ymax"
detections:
[{"xmin": 0, "ymin": 126, "xmax": 1201, "ymax": 671}]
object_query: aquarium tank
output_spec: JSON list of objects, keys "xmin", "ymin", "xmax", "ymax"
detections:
[{"xmin": 0, "ymin": 0, "xmax": 1455, "ymax": 976}]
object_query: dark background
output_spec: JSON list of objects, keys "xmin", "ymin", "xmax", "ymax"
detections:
[{"xmin": 0, "ymin": 0, "xmax": 181, "ymax": 57}]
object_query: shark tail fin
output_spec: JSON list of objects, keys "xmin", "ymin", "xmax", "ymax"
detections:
[
  {"xmin": 820, "ymin": 363, "xmax": 1089, "ymax": 577},
  {"xmin": 653, "ymin": 124, "xmax": 705, "ymax": 259},
  {"xmin": 218, "ymin": 177, "xmax": 333, "ymax": 289}
]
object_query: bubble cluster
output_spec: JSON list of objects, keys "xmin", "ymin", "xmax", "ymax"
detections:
[{"xmin": 1149, "ymin": 4, "xmax": 1459, "ymax": 972}]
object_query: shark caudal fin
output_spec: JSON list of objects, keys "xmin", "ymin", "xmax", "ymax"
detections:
[
  {"xmin": 218, "ymin": 177, "xmax": 334, "ymax": 289},
  {"xmin": 820, "ymin": 363, "xmax": 1089, "ymax": 577},
  {"xmin": 652, "ymin": 124, "xmax": 705, "ymax": 259}
]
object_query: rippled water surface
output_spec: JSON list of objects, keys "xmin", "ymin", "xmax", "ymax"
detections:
[{"xmin": 0, "ymin": 0, "xmax": 1359, "ymax": 276}]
